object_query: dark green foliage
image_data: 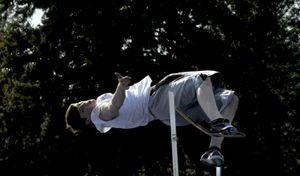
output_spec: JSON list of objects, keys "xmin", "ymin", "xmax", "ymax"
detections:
[{"xmin": 0, "ymin": 0, "xmax": 299, "ymax": 175}]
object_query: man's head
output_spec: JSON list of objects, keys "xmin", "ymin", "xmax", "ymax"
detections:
[{"xmin": 65, "ymin": 99, "xmax": 96, "ymax": 134}]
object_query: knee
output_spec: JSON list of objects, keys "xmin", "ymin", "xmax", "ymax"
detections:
[
  {"xmin": 223, "ymin": 94, "xmax": 239, "ymax": 122},
  {"xmin": 232, "ymin": 94, "xmax": 239, "ymax": 107},
  {"xmin": 230, "ymin": 94, "xmax": 239, "ymax": 114}
]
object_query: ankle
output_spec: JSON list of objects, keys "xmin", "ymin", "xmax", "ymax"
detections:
[{"xmin": 209, "ymin": 146, "xmax": 221, "ymax": 151}]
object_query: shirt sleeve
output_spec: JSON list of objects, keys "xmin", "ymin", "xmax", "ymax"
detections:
[
  {"xmin": 91, "ymin": 105, "xmax": 112, "ymax": 133},
  {"xmin": 92, "ymin": 93, "xmax": 119, "ymax": 121},
  {"xmin": 98, "ymin": 101, "xmax": 119, "ymax": 120}
]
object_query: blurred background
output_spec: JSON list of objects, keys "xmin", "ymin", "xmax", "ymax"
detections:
[{"xmin": 0, "ymin": 0, "xmax": 299, "ymax": 175}]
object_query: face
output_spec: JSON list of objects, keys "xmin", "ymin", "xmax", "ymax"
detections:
[{"xmin": 75, "ymin": 99, "xmax": 96, "ymax": 124}]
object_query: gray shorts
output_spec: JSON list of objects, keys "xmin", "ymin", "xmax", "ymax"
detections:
[{"xmin": 148, "ymin": 73, "xmax": 234, "ymax": 126}]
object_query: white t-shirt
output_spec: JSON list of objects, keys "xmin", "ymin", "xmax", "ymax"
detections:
[{"xmin": 91, "ymin": 76, "xmax": 154, "ymax": 133}]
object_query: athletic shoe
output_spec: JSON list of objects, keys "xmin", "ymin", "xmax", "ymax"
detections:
[{"xmin": 200, "ymin": 146, "xmax": 224, "ymax": 166}]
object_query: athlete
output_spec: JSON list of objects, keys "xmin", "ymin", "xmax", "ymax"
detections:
[{"xmin": 65, "ymin": 71, "xmax": 244, "ymax": 166}]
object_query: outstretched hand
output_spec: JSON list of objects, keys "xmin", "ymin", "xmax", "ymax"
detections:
[{"xmin": 114, "ymin": 72, "xmax": 131, "ymax": 90}]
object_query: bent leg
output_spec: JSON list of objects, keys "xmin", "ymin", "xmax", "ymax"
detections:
[
  {"xmin": 200, "ymin": 94, "xmax": 239, "ymax": 166},
  {"xmin": 196, "ymin": 77, "xmax": 223, "ymax": 121},
  {"xmin": 209, "ymin": 94, "xmax": 239, "ymax": 148}
]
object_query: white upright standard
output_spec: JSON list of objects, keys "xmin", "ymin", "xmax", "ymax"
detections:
[
  {"xmin": 169, "ymin": 91, "xmax": 222, "ymax": 176},
  {"xmin": 168, "ymin": 91, "xmax": 179, "ymax": 176},
  {"xmin": 216, "ymin": 166, "xmax": 221, "ymax": 176}
]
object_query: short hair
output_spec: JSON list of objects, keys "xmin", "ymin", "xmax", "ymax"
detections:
[{"xmin": 65, "ymin": 104, "xmax": 87, "ymax": 134}]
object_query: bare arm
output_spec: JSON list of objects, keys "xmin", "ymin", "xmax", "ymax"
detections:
[{"xmin": 99, "ymin": 72, "xmax": 131, "ymax": 121}]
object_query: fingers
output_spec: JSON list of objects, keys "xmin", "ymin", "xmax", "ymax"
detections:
[
  {"xmin": 114, "ymin": 72, "xmax": 123, "ymax": 79},
  {"xmin": 114, "ymin": 72, "xmax": 131, "ymax": 89},
  {"xmin": 114, "ymin": 72, "xmax": 131, "ymax": 81},
  {"xmin": 120, "ymin": 79, "xmax": 131, "ymax": 88},
  {"xmin": 120, "ymin": 76, "xmax": 131, "ymax": 88}
]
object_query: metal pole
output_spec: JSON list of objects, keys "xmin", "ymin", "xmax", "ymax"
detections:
[
  {"xmin": 168, "ymin": 91, "xmax": 179, "ymax": 176},
  {"xmin": 216, "ymin": 166, "xmax": 221, "ymax": 176}
]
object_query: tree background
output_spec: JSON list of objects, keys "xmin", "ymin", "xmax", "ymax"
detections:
[{"xmin": 0, "ymin": 0, "xmax": 299, "ymax": 175}]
